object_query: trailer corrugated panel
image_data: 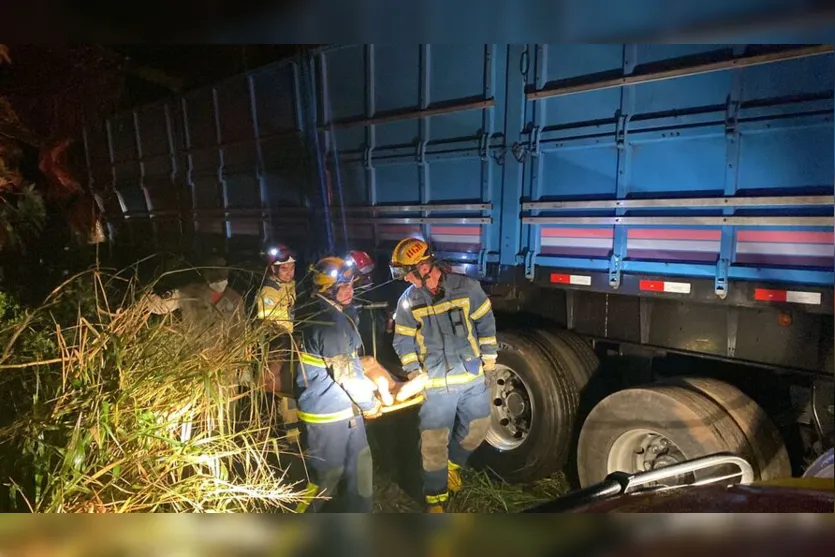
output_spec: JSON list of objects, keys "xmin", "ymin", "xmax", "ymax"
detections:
[
  {"xmin": 317, "ymin": 44, "xmax": 833, "ymax": 303},
  {"xmin": 316, "ymin": 45, "xmax": 499, "ymax": 264},
  {"xmin": 521, "ymin": 44, "xmax": 833, "ymax": 294},
  {"xmin": 84, "ymin": 58, "xmax": 317, "ymax": 258}
]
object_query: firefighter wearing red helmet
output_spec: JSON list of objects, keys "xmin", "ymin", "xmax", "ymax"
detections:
[{"xmin": 345, "ymin": 250, "xmax": 375, "ymax": 290}]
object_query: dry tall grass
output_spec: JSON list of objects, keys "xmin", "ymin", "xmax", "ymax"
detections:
[{"xmin": 0, "ymin": 267, "xmax": 306, "ymax": 512}]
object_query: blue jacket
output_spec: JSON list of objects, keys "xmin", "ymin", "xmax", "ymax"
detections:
[
  {"xmin": 295, "ymin": 295, "xmax": 378, "ymax": 423},
  {"xmin": 392, "ymin": 273, "xmax": 497, "ymax": 390}
]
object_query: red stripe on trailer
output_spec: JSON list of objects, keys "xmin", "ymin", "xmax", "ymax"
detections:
[
  {"xmin": 628, "ymin": 229, "xmax": 722, "ymax": 241},
  {"xmin": 639, "ymin": 280, "xmax": 692, "ymax": 294},
  {"xmin": 550, "ymin": 273, "xmax": 592, "ymax": 286},
  {"xmin": 541, "ymin": 228, "xmax": 614, "ymax": 239},
  {"xmin": 755, "ymin": 289, "xmax": 787, "ymax": 302},
  {"xmin": 640, "ymin": 280, "xmax": 664, "ymax": 292},
  {"xmin": 737, "ymin": 231, "xmax": 834, "ymax": 244},
  {"xmin": 754, "ymin": 288, "xmax": 821, "ymax": 305}
]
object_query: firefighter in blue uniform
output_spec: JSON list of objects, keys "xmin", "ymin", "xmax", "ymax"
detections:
[
  {"xmin": 294, "ymin": 256, "xmax": 383, "ymax": 513},
  {"xmin": 389, "ymin": 238, "xmax": 497, "ymax": 513}
]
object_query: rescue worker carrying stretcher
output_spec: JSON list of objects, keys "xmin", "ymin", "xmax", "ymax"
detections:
[
  {"xmin": 390, "ymin": 238, "xmax": 497, "ymax": 513},
  {"xmin": 294, "ymin": 256, "xmax": 383, "ymax": 513}
]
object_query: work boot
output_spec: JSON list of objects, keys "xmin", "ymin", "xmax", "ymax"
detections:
[
  {"xmin": 426, "ymin": 504, "xmax": 445, "ymax": 513},
  {"xmin": 447, "ymin": 462, "xmax": 463, "ymax": 493}
]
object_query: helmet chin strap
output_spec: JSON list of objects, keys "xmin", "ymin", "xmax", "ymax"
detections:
[{"xmin": 416, "ymin": 263, "xmax": 439, "ymax": 292}]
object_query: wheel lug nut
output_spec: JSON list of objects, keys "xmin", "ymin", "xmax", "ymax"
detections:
[
  {"xmin": 496, "ymin": 379, "xmax": 505, "ymax": 386},
  {"xmin": 493, "ymin": 398, "xmax": 503, "ymax": 406},
  {"xmin": 500, "ymin": 418, "xmax": 510, "ymax": 426},
  {"xmin": 513, "ymin": 431, "xmax": 523, "ymax": 439}
]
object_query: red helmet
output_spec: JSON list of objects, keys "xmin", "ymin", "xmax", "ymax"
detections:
[
  {"xmin": 346, "ymin": 250, "xmax": 375, "ymax": 275},
  {"xmin": 266, "ymin": 243, "xmax": 296, "ymax": 266}
]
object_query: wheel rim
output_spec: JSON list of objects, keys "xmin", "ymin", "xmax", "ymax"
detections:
[
  {"xmin": 485, "ymin": 364, "xmax": 534, "ymax": 451},
  {"xmin": 607, "ymin": 429, "xmax": 693, "ymax": 487}
]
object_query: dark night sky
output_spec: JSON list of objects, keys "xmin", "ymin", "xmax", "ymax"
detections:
[
  {"xmin": 109, "ymin": 45, "xmax": 306, "ymax": 105},
  {"xmin": 0, "ymin": 45, "xmax": 310, "ymax": 141}
]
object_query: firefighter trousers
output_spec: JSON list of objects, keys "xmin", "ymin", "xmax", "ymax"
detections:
[
  {"xmin": 297, "ymin": 417, "xmax": 374, "ymax": 513},
  {"xmin": 417, "ymin": 379, "xmax": 491, "ymax": 505}
]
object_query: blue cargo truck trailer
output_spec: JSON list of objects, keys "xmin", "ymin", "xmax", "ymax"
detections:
[{"xmin": 83, "ymin": 44, "xmax": 834, "ymax": 486}]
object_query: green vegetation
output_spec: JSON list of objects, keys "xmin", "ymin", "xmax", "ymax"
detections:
[{"xmin": 0, "ymin": 268, "xmax": 305, "ymax": 512}]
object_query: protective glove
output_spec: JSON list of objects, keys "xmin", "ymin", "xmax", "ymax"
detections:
[{"xmin": 482, "ymin": 356, "xmax": 497, "ymax": 372}]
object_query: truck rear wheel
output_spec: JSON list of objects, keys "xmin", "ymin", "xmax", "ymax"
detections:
[
  {"xmin": 553, "ymin": 330, "xmax": 600, "ymax": 388},
  {"xmin": 473, "ymin": 331, "xmax": 579, "ymax": 482},
  {"xmin": 576, "ymin": 380, "xmax": 790, "ymax": 486},
  {"xmin": 677, "ymin": 378, "xmax": 791, "ymax": 480}
]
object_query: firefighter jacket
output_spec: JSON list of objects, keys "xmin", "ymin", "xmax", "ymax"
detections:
[
  {"xmin": 295, "ymin": 294, "xmax": 378, "ymax": 423},
  {"xmin": 256, "ymin": 278, "xmax": 296, "ymax": 332},
  {"xmin": 392, "ymin": 273, "xmax": 497, "ymax": 390}
]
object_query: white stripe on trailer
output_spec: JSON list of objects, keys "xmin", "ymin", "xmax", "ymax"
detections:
[
  {"xmin": 787, "ymin": 291, "xmax": 822, "ymax": 305},
  {"xmin": 540, "ymin": 237, "xmax": 614, "ymax": 249}
]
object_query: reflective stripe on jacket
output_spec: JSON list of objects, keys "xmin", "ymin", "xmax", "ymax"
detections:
[
  {"xmin": 392, "ymin": 273, "xmax": 497, "ymax": 388},
  {"xmin": 294, "ymin": 295, "xmax": 377, "ymax": 422}
]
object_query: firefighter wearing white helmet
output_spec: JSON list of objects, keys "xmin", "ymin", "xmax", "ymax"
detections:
[
  {"xmin": 389, "ymin": 237, "xmax": 497, "ymax": 513},
  {"xmin": 256, "ymin": 243, "xmax": 297, "ymax": 333},
  {"xmin": 256, "ymin": 243, "xmax": 300, "ymax": 441}
]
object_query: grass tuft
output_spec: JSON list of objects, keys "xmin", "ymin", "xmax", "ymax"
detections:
[{"xmin": 0, "ymin": 266, "xmax": 308, "ymax": 513}]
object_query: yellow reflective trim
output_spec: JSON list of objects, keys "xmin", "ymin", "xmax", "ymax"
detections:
[
  {"xmin": 401, "ymin": 352, "xmax": 419, "ymax": 365},
  {"xmin": 447, "ymin": 461, "xmax": 460, "ymax": 471},
  {"xmin": 300, "ymin": 353, "xmax": 327, "ymax": 367},
  {"xmin": 479, "ymin": 336, "xmax": 497, "ymax": 346},
  {"xmin": 451, "ymin": 298, "xmax": 480, "ymax": 358},
  {"xmin": 416, "ymin": 328, "xmax": 426, "ymax": 358},
  {"xmin": 297, "ymin": 408, "xmax": 354, "ymax": 423},
  {"xmin": 426, "ymin": 492, "xmax": 449, "ymax": 504},
  {"xmin": 412, "ymin": 300, "xmax": 454, "ymax": 319},
  {"xmin": 395, "ymin": 324, "xmax": 417, "ymax": 337},
  {"xmin": 411, "ymin": 297, "xmax": 480, "ymax": 358},
  {"xmin": 427, "ymin": 370, "xmax": 483, "ymax": 389},
  {"xmin": 295, "ymin": 482, "xmax": 320, "ymax": 513},
  {"xmin": 470, "ymin": 298, "xmax": 492, "ymax": 320}
]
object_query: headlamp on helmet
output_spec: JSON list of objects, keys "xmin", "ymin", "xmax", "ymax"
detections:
[
  {"xmin": 311, "ymin": 256, "xmax": 356, "ymax": 294},
  {"xmin": 266, "ymin": 243, "xmax": 296, "ymax": 266}
]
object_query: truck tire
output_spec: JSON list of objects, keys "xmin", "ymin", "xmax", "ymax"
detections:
[
  {"xmin": 554, "ymin": 330, "xmax": 600, "ymax": 384},
  {"xmin": 677, "ymin": 378, "xmax": 791, "ymax": 481},
  {"xmin": 523, "ymin": 329, "xmax": 590, "ymax": 392},
  {"xmin": 576, "ymin": 382, "xmax": 762, "ymax": 487},
  {"xmin": 473, "ymin": 331, "xmax": 579, "ymax": 482}
]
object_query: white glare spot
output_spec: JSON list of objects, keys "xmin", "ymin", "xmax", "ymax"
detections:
[
  {"xmin": 268, "ymin": 247, "xmax": 278, "ymax": 256},
  {"xmin": 346, "ymin": 259, "xmax": 355, "ymax": 266},
  {"xmin": 329, "ymin": 270, "xmax": 338, "ymax": 278},
  {"xmin": 401, "ymin": 299, "xmax": 410, "ymax": 310}
]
